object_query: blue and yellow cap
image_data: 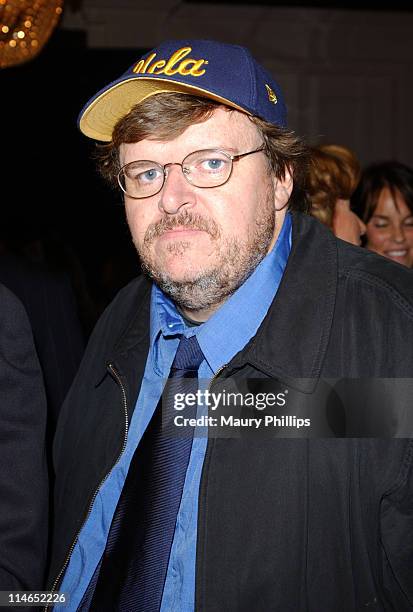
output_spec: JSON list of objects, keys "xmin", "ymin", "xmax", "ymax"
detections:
[{"xmin": 78, "ymin": 39, "xmax": 287, "ymax": 141}]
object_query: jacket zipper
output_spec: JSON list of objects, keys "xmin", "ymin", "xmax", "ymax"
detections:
[{"xmin": 45, "ymin": 363, "xmax": 129, "ymax": 610}]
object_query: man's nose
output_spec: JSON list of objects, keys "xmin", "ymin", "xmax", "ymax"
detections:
[{"xmin": 158, "ymin": 164, "xmax": 196, "ymax": 215}]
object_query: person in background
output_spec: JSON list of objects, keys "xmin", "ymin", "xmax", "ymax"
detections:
[
  {"xmin": 0, "ymin": 247, "xmax": 85, "ymax": 431},
  {"xmin": 0, "ymin": 282, "xmax": 48, "ymax": 592},
  {"xmin": 352, "ymin": 160, "xmax": 413, "ymax": 268},
  {"xmin": 307, "ymin": 143, "xmax": 366, "ymax": 245}
]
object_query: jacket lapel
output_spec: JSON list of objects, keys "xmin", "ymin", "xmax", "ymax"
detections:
[{"xmin": 231, "ymin": 212, "xmax": 339, "ymax": 393}]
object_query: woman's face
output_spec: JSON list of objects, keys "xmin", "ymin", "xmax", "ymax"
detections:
[{"xmin": 366, "ymin": 187, "xmax": 413, "ymax": 267}]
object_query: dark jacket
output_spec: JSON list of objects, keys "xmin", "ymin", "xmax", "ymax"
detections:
[
  {"xmin": 0, "ymin": 283, "xmax": 48, "ymax": 591},
  {"xmin": 0, "ymin": 253, "xmax": 85, "ymax": 429},
  {"xmin": 49, "ymin": 213, "xmax": 413, "ymax": 611}
]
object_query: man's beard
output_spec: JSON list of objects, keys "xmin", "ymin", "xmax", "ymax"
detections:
[{"xmin": 135, "ymin": 186, "xmax": 276, "ymax": 312}]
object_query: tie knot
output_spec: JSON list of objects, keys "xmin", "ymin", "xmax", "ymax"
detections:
[{"xmin": 170, "ymin": 335, "xmax": 204, "ymax": 374}]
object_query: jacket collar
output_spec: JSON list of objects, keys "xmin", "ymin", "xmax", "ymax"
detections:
[
  {"xmin": 229, "ymin": 212, "xmax": 338, "ymax": 393},
  {"xmin": 99, "ymin": 213, "xmax": 338, "ymax": 395},
  {"xmin": 95, "ymin": 277, "xmax": 152, "ymax": 385}
]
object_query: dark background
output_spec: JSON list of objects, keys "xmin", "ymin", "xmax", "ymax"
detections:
[
  {"xmin": 187, "ymin": 0, "xmax": 413, "ymax": 7},
  {"xmin": 1, "ymin": 30, "xmax": 146, "ymax": 326}
]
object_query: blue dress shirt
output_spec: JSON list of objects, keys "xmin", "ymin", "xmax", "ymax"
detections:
[{"xmin": 58, "ymin": 213, "xmax": 292, "ymax": 611}]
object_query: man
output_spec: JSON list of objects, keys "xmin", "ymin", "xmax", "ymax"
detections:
[
  {"xmin": 0, "ymin": 283, "xmax": 48, "ymax": 592},
  {"xmin": 49, "ymin": 40, "xmax": 413, "ymax": 611}
]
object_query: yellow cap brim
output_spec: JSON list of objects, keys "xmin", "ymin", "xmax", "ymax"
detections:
[{"xmin": 79, "ymin": 77, "xmax": 250, "ymax": 141}]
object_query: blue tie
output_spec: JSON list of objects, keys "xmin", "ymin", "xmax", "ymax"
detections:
[{"xmin": 84, "ymin": 334, "xmax": 204, "ymax": 612}]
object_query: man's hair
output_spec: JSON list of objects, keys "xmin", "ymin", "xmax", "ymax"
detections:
[
  {"xmin": 94, "ymin": 92, "xmax": 310, "ymax": 212},
  {"xmin": 306, "ymin": 144, "xmax": 361, "ymax": 227},
  {"xmin": 352, "ymin": 160, "xmax": 413, "ymax": 223}
]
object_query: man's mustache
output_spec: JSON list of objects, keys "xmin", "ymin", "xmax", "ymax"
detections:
[{"xmin": 143, "ymin": 211, "xmax": 221, "ymax": 245}]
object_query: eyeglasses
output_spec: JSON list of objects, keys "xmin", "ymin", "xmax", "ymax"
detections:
[{"xmin": 117, "ymin": 145, "xmax": 265, "ymax": 199}]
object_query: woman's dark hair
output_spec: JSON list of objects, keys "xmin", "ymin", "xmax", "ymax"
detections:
[{"xmin": 352, "ymin": 160, "xmax": 413, "ymax": 223}]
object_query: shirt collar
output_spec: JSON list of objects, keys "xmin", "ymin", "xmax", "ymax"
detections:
[{"xmin": 150, "ymin": 285, "xmax": 185, "ymax": 346}]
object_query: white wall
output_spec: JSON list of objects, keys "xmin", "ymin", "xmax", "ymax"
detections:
[{"xmin": 62, "ymin": 2, "xmax": 413, "ymax": 167}]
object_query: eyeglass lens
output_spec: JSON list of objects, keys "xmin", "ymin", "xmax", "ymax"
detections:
[{"xmin": 119, "ymin": 150, "xmax": 233, "ymax": 198}]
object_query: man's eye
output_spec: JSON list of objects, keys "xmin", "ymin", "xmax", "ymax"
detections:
[
  {"xmin": 404, "ymin": 217, "xmax": 413, "ymax": 227},
  {"xmin": 201, "ymin": 158, "xmax": 226, "ymax": 172},
  {"xmin": 137, "ymin": 168, "xmax": 162, "ymax": 183}
]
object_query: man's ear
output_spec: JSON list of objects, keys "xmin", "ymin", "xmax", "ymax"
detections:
[{"xmin": 273, "ymin": 168, "xmax": 293, "ymax": 211}]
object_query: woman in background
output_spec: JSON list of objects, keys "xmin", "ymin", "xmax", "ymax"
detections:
[
  {"xmin": 307, "ymin": 143, "xmax": 366, "ymax": 246},
  {"xmin": 352, "ymin": 161, "xmax": 413, "ymax": 268}
]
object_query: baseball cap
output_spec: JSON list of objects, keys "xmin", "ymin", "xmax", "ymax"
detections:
[{"xmin": 78, "ymin": 39, "xmax": 287, "ymax": 141}]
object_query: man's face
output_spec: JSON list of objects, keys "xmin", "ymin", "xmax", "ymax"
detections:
[{"xmin": 121, "ymin": 108, "xmax": 291, "ymax": 316}]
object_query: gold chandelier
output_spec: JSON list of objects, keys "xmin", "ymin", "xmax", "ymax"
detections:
[{"xmin": 0, "ymin": 0, "xmax": 64, "ymax": 69}]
